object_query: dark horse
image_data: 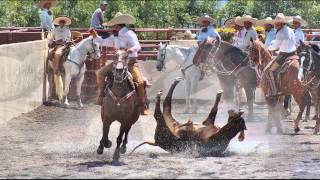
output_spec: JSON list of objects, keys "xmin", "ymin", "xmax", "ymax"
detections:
[
  {"xmin": 97, "ymin": 49, "xmax": 140, "ymax": 165},
  {"xmin": 193, "ymin": 37, "xmax": 257, "ymax": 120},
  {"xmin": 298, "ymin": 41, "xmax": 320, "ymax": 134}
]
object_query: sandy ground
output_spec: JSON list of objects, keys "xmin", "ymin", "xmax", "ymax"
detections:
[{"xmin": 0, "ymin": 100, "xmax": 320, "ymax": 179}]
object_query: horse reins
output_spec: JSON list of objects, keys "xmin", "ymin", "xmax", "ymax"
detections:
[{"xmin": 107, "ymin": 88, "xmax": 136, "ymax": 107}]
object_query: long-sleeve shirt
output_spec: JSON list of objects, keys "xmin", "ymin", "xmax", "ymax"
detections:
[
  {"xmin": 268, "ymin": 25, "xmax": 296, "ymax": 53},
  {"xmin": 40, "ymin": 9, "xmax": 54, "ymax": 31},
  {"xmin": 196, "ymin": 25, "xmax": 220, "ymax": 43},
  {"xmin": 264, "ymin": 28, "xmax": 276, "ymax": 48},
  {"xmin": 294, "ymin": 28, "xmax": 305, "ymax": 47},
  {"xmin": 97, "ymin": 27, "xmax": 141, "ymax": 58},
  {"xmin": 48, "ymin": 26, "xmax": 71, "ymax": 44},
  {"xmin": 238, "ymin": 27, "xmax": 258, "ymax": 51},
  {"xmin": 234, "ymin": 27, "xmax": 246, "ymax": 47}
]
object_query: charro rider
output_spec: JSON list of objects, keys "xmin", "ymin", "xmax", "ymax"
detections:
[
  {"xmin": 48, "ymin": 16, "xmax": 72, "ymax": 75},
  {"xmin": 266, "ymin": 13, "xmax": 297, "ymax": 97},
  {"xmin": 196, "ymin": 14, "xmax": 220, "ymax": 44},
  {"xmin": 257, "ymin": 17, "xmax": 276, "ymax": 48},
  {"xmin": 237, "ymin": 15, "xmax": 258, "ymax": 51},
  {"xmin": 92, "ymin": 12, "xmax": 150, "ymax": 115}
]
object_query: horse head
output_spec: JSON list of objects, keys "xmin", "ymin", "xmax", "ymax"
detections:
[
  {"xmin": 298, "ymin": 40, "xmax": 320, "ymax": 76},
  {"xmin": 156, "ymin": 42, "xmax": 168, "ymax": 71},
  {"xmin": 113, "ymin": 49, "xmax": 129, "ymax": 83},
  {"xmin": 226, "ymin": 109, "xmax": 247, "ymax": 142},
  {"xmin": 248, "ymin": 39, "xmax": 272, "ymax": 67}
]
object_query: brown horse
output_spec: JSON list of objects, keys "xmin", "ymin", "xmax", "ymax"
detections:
[
  {"xmin": 130, "ymin": 78, "xmax": 247, "ymax": 156},
  {"xmin": 248, "ymin": 39, "xmax": 311, "ymax": 134},
  {"xmin": 97, "ymin": 49, "xmax": 140, "ymax": 165}
]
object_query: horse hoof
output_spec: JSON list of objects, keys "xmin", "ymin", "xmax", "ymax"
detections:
[
  {"xmin": 104, "ymin": 140, "xmax": 112, "ymax": 148},
  {"xmin": 120, "ymin": 146, "xmax": 127, "ymax": 154},
  {"xmin": 157, "ymin": 91, "xmax": 163, "ymax": 97},
  {"xmin": 78, "ymin": 104, "xmax": 84, "ymax": 109},
  {"xmin": 97, "ymin": 146, "xmax": 104, "ymax": 155},
  {"xmin": 111, "ymin": 160, "xmax": 121, "ymax": 166},
  {"xmin": 294, "ymin": 127, "xmax": 300, "ymax": 133}
]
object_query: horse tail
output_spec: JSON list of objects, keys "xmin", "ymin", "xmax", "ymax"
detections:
[
  {"xmin": 54, "ymin": 74, "xmax": 64, "ymax": 101},
  {"xmin": 128, "ymin": 141, "xmax": 158, "ymax": 156}
]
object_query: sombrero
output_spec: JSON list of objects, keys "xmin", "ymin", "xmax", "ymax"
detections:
[
  {"xmin": 274, "ymin": 13, "xmax": 291, "ymax": 24},
  {"xmin": 71, "ymin": 31, "xmax": 83, "ymax": 39},
  {"xmin": 256, "ymin": 17, "xmax": 274, "ymax": 26},
  {"xmin": 289, "ymin": 15, "xmax": 308, "ymax": 27},
  {"xmin": 53, "ymin": 16, "xmax": 72, "ymax": 26},
  {"xmin": 234, "ymin": 16, "xmax": 243, "ymax": 26},
  {"xmin": 103, "ymin": 12, "xmax": 136, "ymax": 26},
  {"xmin": 224, "ymin": 17, "xmax": 239, "ymax": 28},
  {"xmin": 37, "ymin": 0, "xmax": 58, "ymax": 9},
  {"xmin": 197, "ymin": 15, "xmax": 215, "ymax": 25},
  {"xmin": 237, "ymin": 15, "xmax": 258, "ymax": 26},
  {"xmin": 184, "ymin": 30, "xmax": 196, "ymax": 39}
]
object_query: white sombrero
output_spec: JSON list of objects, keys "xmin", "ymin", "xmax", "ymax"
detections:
[
  {"xmin": 53, "ymin": 16, "xmax": 72, "ymax": 26},
  {"xmin": 103, "ymin": 12, "xmax": 136, "ymax": 26},
  {"xmin": 256, "ymin": 17, "xmax": 274, "ymax": 26},
  {"xmin": 197, "ymin": 15, "xmax": 215, "ymax": 25},
  {"xmin": 237, "ymin": 15, "xmax": 258, "ymax": 26},
  {"xmin": 234, "ymin": 16, "xmax": 243, "ymax": 26},
  {"xmin": 224, "ymin": 17, "xmax": 236, "ymax": 28},
  {"xmin": 37, "ymin": 0, "xmax": 58, "ymax": 9},
  {"xmin": 183, "ymin": 30, "xmax": 196, "ymax": 39},
  {"xmin": 289, "ymin": 15, "xmax": 308, "ymax": 27},
  {"xmin": 274, "ymin": 13, "xmax": 291, "ymax": 24}
]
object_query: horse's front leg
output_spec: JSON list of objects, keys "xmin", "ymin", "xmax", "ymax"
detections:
[
  {"xmin": 63, "ymin": 74, "xmax": 72, "ymax": 107},
  {"xmin": 244, "ymin": 86, "xmax": 255, "ymax": 121},
  {"xmin": 112, "ymin": 124, "xmax": 126, "ymax": 166},
  {"xmin": 97, "ymin": 119, "xmax": 112, "ymax": 155},
  {"xmin": 120, "ymin": 126, "xmax": 132, "ymax": 154},
  {"xmin": 75, "ymin": 67, "xmax": 85, "ymax": 108}
]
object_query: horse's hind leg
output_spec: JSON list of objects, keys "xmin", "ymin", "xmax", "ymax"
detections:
[
  {"xmin": 75, "ymin": 69, "xmax": 85, "ymax": 108},
  {"xmin": 304, "ymin": 91, "xmax": 312, "ymax": 121},
  {"xmin": 244, "ymin": 86, "xmax": 255, "ymax": 121},
  {"xmin": 97, "ymin": 119, "xmax": 112, "ymax": 155},
  {"xmin": 292, "ymin": 92, "xmax": 307, "ymax": 133},
  {"xmin": 112, "ymin": 124, "xmax": 126, "ymax": 165}
]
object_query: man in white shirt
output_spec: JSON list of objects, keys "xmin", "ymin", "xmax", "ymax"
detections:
[
  {"xmin": 266, "ymin": 13, "xmax": 297, "ymax": 96},
  {"xmin": 257, "ymin": 17, "xmax": 276, "ymax": 48},
  {"xmin": 290, "ymin": 15, "xmax": 307, "ymax": 48},
  {"xmin": 90, "ymin": 1, "xmax": 108, "ymax": 29},
  {"xmin": 237, "ymin": 15, "xmax": 258, "ymax": 51},
  {"xmin": 196, "ymin": 14, "xmax": 220, "ymax": 44},
  {"xmin": 48, "ymin": 16, "xmax": 72, "ymax": 74},
  {"xmin": 232, "ymin": 16, "xmax": 247, "ymax": 47},
  {"xmin": 92, "ymin": 12, "xmax": 149, "ymax": 115},
  {"xmin": 38, "ymin": 0, "xmax": 57, "ymax": 31}
]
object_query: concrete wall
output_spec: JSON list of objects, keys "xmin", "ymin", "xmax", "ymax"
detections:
[{"xmin": 0, "ymin": 40, "xmax": 48, "ymax": 123}]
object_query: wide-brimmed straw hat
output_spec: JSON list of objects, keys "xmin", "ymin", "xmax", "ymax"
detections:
[
  {"xmin": 236, "ymin": 15, "xmax": 258, "ymax": 26},
  {"xmin": 37, "ymin": 0, "xmax": 58, "ymax": 9},
  {"xmin": 256, "ymin": 17, "xmax": 274, "ymax": 26},
  {"xmin": 224, "ymin": 17, "xmax": 236, "ymax": 28},
  {"xmin": 197, "ymin": 15, "xmax": 215, "ymax": 25},
  {"xmin": 274, "ymin": 13, "xmax": 291, "ymax": 24},
  {"xmin": 289, "ymin": 15, "xmax": 308, "ymax": 27},
  {"xmin": 71, "ymin": 31, "xmax": 83, "ymax": 39},
  {"xmin": 183, "ymin": 30, "xmax": 196, "ymax": 39},
  {"xmin": 103, "ymin": 12, "xmax": 136, "ymax": 26},
  {"xmin": 53, "ymin": 16, "xmax": 72, "ymax": 26}
]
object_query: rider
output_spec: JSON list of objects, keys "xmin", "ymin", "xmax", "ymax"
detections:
[
  {"xmin": 38, "ymin": 0, "xmax": 57, "ymax": 32},
  {"xmin": 232, "ymin": 16, "xmax": 247, "ymax": 47},
  {"xmin": 237, "ymin": 15, "xmax": 258, "ymax": 51},
  {"xmin": 196, "ymin": 14, "xmax": 220, "ymax": 44},
  {"xmin": 290, "ymin": 15, "xmax": 307, "ymax": 48},
  {"xmin": 93, "ymin": 12, "xmax": 150, "ymax": 115},
  {"xmin": 90, "ymin": 1, "xmax": 108, "ymax": 29},
  {"xmin": 267, "ymin": 13, "xmax": 297, "ymax": 96},
  {"xmin": 257, "ymin": 17, "xmax": 276, "ymax": 48},
  {"xmin": 48, "ymin": 16, "xmax": 72, "ymax": 75}
]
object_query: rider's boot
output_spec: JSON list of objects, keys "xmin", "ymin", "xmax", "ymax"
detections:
[{"xmin": 136, "ymin": 83, "xmax": 150, "ymax": 115}]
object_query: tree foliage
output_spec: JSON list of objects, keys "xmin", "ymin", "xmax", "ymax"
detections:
[{"xmin": 0, "ymin": 0, "xmax": 319, "ymax": 28}]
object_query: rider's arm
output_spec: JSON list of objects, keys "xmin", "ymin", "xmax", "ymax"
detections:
[
  {"xmin": 67, "ymin": 29, "xmax": 71, "ymax": 42},
  {"xmin": 96, "ymin": 35, "xmax": 115, "ymax": 47},
  {"xmin": 127, "ymin": 31, "xmax": 141, "ymax": 54},
  {"xmin": 268, "ymin": 39, "xmax": 281, "ymax": 51}
]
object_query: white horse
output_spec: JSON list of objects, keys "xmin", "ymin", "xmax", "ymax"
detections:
[
  {"xmin": 156, "ymin": 43, "xmax": 201, "ymax": 113},
  {"xmin": 48, "ymin": 36, "xmax": 101, "ymax": 108}
]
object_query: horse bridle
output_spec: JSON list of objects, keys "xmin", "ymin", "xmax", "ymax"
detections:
[
  {"xmin": 158, "ymin": 44, "xmax": 168, "ymax": 70},
  {"xmin": 88, "ymin": 39, "xmax": 99, "ymax": 58}
]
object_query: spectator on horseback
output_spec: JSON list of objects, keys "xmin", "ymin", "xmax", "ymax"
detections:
[
  {"xmin": 90, "ymin": 1, "xmax": 108, "ymax": 29},
  {"xmin": 92, "ymin": 12, "xmax": 150, "ymax": 115},
  {"xmin": 48, "ymin": 16, "xmax": 72, "ymax": 75},
  {"xmin": 196, "ymin": 14, "xmax": 220, "ymax": 44},
  {"xmin": 267, "ymin": 13, "xmax": 297, "ymax": 96},
  {"xmin": 38, "ymin": 0, "xmax": 57, "ymax": 32},
  {"xmin": 289, "ymin": 15, "xmax": 307, "ymax": 48},
  {"xmin": 237, "ymin": 15, "xmax": 258, "ymax": 51},
  {"xmin": 257, "ymin": 17, "xmax": 276, "ymax": 48}
]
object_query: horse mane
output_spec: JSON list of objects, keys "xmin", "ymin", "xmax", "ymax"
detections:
[
  {"xmin": 253, "ymin": 39, "xmax": 272, "ymax": 64},
  {"xmin": 75, "ymin": 36, "xmax": 92, "ymax": 49}
]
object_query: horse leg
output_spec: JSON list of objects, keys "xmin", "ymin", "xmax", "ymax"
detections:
[
  {"xmin": 183, "ymin": 78, "xmax": 191, "ymax": 114},
  {"xmin": 283, "ymin": 95, "xmax": 292, "ymax": 117},
  {"xmin": 292, "ymin": 92, "xmax": 306, "ymax": 133},
  {"xmin": 97, "ymin": 120, "xmax": 112, "ymax": 155},
  {"xmin": 75, "ymin": 69, "xmax": 85, "ymax": 108},
  {"xmin": 244, "ymin": 86, "xmax": 255, "ymax": 121},
  {"xmin": 191, "ymin": 79, "xmax": 199, "ymax": 114},
  {"xmin": 266, "ymin": 104, "xmax": 273, "ymax": 134},
  {"xmin": 274, "ymin": 96, "xmax": 284, "ymax": 134},
  {"xmin": 62, "ymin": 69, "xmax": 72, "ymax": 107},
  {"xmin": 112, "ymin": 124, "xmax": 126, "ymax": 166},
  {"xmin": 304, "ymin": 91, "xmax": 312, "ymax": 122},
  {"xmin": 120, "ymin": 126, "xmax": 132, "ymax": 154},
  {"xmin": 47, "ymin": 69, "xmax": 55, "ymax": 100}
]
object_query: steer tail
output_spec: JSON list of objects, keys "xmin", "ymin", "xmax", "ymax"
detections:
[
  {"xmin": 54, "ymin": 74, "xmax": 64, "ymax": 101},
  {"xmin": 129, "ymin": 141, "xmax": 158, "ymax": 156}
]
